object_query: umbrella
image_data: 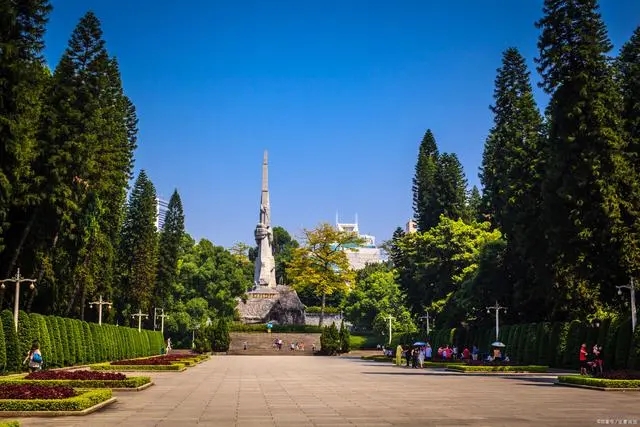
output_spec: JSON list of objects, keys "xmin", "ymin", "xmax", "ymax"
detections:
[
  {"xmin": 491, "ymin": 341, "xmax": 506, "ymax": 348},
  {"xmin": 413, "ymin": 341, "xmax": 427, "ymax": 346}
]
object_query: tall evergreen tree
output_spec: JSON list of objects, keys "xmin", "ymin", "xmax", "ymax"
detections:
[
  {"xmin": 23, "ymin": 11, "xmax": 136, "ymax": 315},
  {"xmin": 0, "ymin": 0, "xmax": 51, "ymax": 261},
  {"xmin": 481, "ymin": 47, "xmax": 549, "ymax": 318},
  {"xmin": 434, "ymin": 153, "xmax": 468, "ymax": 221},
  {"xmin": 536, "ymin": 0, "xmax": 633, "ymax": 315},
  {"xmin": 412, "ymin": 130, "xmax": 439, "ymax": 231},
  {"xmin": 465, "ymin": 185, "xmax": 484, "ymax": 223},
  {"xmin": 616, "ymin": 26, "xmax": 640, "ymax": 283},
  {"xmin": 118, "ymin": 170, "xmax": 158, "ymax": 321},
  {"xmin": 155, "ymin": 189, "xmax": 185, "ymax": 308}
]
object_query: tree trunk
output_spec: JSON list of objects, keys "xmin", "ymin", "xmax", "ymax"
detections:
[
  {"xmin": 80, "ymin": 284, "xmax": 86, "ymax": 321},
  {"xmin": 319, "ymin": 293, "xmax": 326, "ymax": 327},
  {"xmin": 4, "ymin": 208, "xmax": 39, "ymax": 278}
]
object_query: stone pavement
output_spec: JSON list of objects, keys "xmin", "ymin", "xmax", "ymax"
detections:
[{"xmin": 10, "ymin": 355, "xmax": 640, "ymax": 426}]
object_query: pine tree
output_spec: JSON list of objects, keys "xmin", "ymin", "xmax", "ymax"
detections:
[
  {"xmin": 536, "ymin": 0, "xmax": 631, "ymax": 313},
  {"xmin": 118, "ymin": 170, "xmax": 158, "ymax": 319},
  {"xmin": 156, "ymin": 189, "xmax": 185, "ymax": 308},
  {"xmin": 0, "ymin": 0, "xmax": 51, "ymax": 262},
  {"xmin": 481, "ymin": 47, "xmax": 549, "ymax": 317},
  {"xmin": 465, "ymin": 185, "xmax": 484, "ymax": 223},
  {"xmin": 412, "ymin": 130, "xmax": 439, "ymax": 231},
  {"xmin": 24, "ymin": 11, "xmax": 136, "ymax": 315},
  {"xmin": 434, "ymin": 153, "xmax": 468, "ymax": 222},
  {"xmin": 616, "ymin": 26, "xmax": 640, "ymax": 281}
]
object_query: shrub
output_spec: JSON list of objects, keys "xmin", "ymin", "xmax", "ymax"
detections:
[
  {"xmin": 16, "ymin": 311, "xmax": 33, "ymax": 365},
  {"xmin": 0, "ymin": 314, "xmax": 6, "ymax": 372},
  {"xmin": 558, "ymin": 375, "xmax": 640, "ymax": 389},
  {"xmin": 0, "ymin": 421, "xmax": 20, "ymax": 427},
  {"xmin": 320, "ymin": 323, "xmax": 340, "ymax": 355},
  {"xmin": 339, "ymin": 320, "xmax": 351, "ymax": 353},
  {"xmin": 0, "ymin": 384, "xmax": 76, "ymax": 400},
  {"xmin": 1, "ymin": 310, "xmax": 20, "ymax": 372},
  {"xmin": 211, "ymin": 319, "xmax": 230, "ymax": 352}
]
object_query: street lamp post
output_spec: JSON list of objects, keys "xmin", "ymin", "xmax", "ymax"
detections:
[
  {"xmin": 131, "ymin": 310, "xmax": 148, "ymax": 332},
  {"xmin": 418, "ymin": 311, "xmax": 434, "ymax": 337},
  {"xmin": 157, "ymin": 310, "xmax": 168, "ymax": 334},
  {"xmin": 89, "ymin": 295, "xmax": 112, "ymax": 326},
  {"xmin": 617, "ymin": 277, "xmax": 637, "ymax": 333},
  {"xmin": 0, "ymin": 268, "xmax": 37, "ymax": 333},
  {"xmin": 384, "ymin": 315, "xmax": 394, "ymax": 346},
  {"xmin": 486, "ymin": 301, "xmax": 507, "ymax": 342}
]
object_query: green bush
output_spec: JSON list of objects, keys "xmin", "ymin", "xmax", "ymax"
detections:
[
  {"xmin": 91, "ymin": 362, "xmax": 185, "ymax": 371},
  {"xmin": 339, "ymin": 320, "xmax": 351, "ymax": 353},
  {"xmin": 304, "ymin": 306, "xmax": 341, "ymax": 314},
  {"xmin": 0, "ymin": 313, "xmax": 6, "ymax": 372},
  {"xmin": 320, "ymin": 323, "xmax": 340, "ymax": 355},
  {"xmin": 0, "ymin": 421, "xmax": 20, "ymax": 427},
  {"xmin": 558, "ymin": 375, "xmax": 640, "ymax": 389},
  {"xmin": 615, "ymin": 319, "xmax": 632, "ymax": 369},
  {"xmin": 16, "ymin": 311, "xmax": 33, "ymax": 365},
  {"xmin": 447, "ymin": 365, "xmax": 548, "ymax": 373},
  {"xmin": 1, "ymin": 310, "xmax": 20, "ymax": 372},
  {"xmin": 0, "ymin": 388, "xmax": 112, "ymax": 412},
  {"xmin": 211, "ymin": 319, "xmax": 230, "ymax": 352},
  {"xmin": 0, "ymin": 376, "xmax": 151, "ymax": 389}
]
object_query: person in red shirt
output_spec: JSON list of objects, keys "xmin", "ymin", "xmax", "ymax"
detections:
[
  {"xmin": 579, "ymin": 343, "xmax": 588, "ymax": 375},
  {"xmin": 462, "ymin": 347, "xmax": 470, "ymax": 360}
]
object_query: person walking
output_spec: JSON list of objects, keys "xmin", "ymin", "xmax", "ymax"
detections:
[
  {"xmin": 579, "ymin": 344, "xmax": 588, "ymax": 375},
  {"xmin": 23, "ymin": 341, "xmax": 43, "ymax": 372}
]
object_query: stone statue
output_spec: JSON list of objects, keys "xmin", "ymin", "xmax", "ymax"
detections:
[{"xmin": 253, "ymin": 151, "xmax": 277, "ymax": 288}]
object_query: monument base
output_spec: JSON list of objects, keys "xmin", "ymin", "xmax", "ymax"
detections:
[{"xmin": 236, "ymin": 285, "xmax": 306, "ymax": 325}]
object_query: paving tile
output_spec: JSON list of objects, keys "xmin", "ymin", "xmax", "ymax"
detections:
[{"xmin": 12, "ymin": 355, "xmax": 640, "ymax": 426}]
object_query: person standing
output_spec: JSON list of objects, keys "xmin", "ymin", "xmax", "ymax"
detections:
[
  {"xmin": 23, "ymin": 341, "xmax": 43, "ymax": 372},
  {"xmin": 579, "ymin": 344, "xmax": 588, "ymax": 375}
]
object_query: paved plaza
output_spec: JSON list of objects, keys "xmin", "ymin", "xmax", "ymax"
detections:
[{"xmin": 11, "ymin": 355, "xmax": 640, "ymax": 426}]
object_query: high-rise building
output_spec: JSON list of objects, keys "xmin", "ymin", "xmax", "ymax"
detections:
[
  {"xmin": 336, "ymin": 214, "xmax": 383, "ymax": 270},
  {"xmin": 155, "ymin": 197, "xmax": 169, "ymax": 230},
  {"xmin": 405, "ymin": 219, "xmax": 417, "ymax": 234}
]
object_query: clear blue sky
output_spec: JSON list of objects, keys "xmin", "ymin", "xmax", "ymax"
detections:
[{"xmin": 43, "ymin": 1, "xmax": 639, "ymax": 248}]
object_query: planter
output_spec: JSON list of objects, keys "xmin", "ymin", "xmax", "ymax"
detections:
[
  {"xmin": 0, "ymin": 387, "xmax": 115, "ymax": 416},
  {"xmin": 446, "ymin": 365, "xmax": 548, "ymax": 373},
  {"xmin": 91, "ymin": 362, "xmax": 186, "ymax": 372},
  {"xmin": 557, "ymin": 375, "xmax": 640, "ymax": 391}
]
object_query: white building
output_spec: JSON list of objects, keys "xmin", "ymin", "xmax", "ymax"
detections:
[
  {"xmin": 155, "ymin": 197, "xmax": 169, "ymax": 230},
  {"xmin": 336, "ymin": 214, "xmax": 383, "ymax": 270}
]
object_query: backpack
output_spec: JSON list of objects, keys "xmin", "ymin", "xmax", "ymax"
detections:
[{"xmin": 32, "ymin": 352, "xmax": 42, "ymax": 363}]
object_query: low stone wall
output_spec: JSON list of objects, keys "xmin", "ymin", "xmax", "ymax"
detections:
[{"xmin": 304, "ymin": 313, "xmax": 346, "ymax": 327}]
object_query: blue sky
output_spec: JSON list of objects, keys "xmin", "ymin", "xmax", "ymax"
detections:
[{"xmin": 43, "ymin": 1, "xmax": 640, "ymax": 248}]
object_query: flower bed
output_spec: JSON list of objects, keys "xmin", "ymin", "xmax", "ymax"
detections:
[
  {"xmin": 558, "ymin": 374, "xmax": 640, "ymax": 389},
  {"xmin": 91, "ymin": 362, "xmax": 185, "ymax": 372},
  {"xmin": 26, "ymin": 370, "xmax": 126, "ymax": 381},
  {"xmin": 0, "ymin": 370, "xmax": 152, "ymax": 390},
  {"xmin": 0, "ymin": 384, "xmax": 76, "ymax": 400},
  {"xmin": 0, "ymin": 388, "xmax": 112, "ymax": 413},
  {"xmin": 447, "ymin": 365, "xmax": 548, "ymax": 373}
]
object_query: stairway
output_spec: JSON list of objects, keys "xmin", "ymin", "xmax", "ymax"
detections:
[{"xmin": 228, "ymin": 332, "xmax": 321, "ymax": 355}]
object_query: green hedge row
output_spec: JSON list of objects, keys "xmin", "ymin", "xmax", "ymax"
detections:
[
  {"xmin": 228, "ymin": 323, "xmax": 323, "ymax": 333},
  {"xmin": 391, "ymin": 316, "xmax": 638, "ymax": 370},
  {"xmin": 0, "ymin": 309, "xmax": 165, "ymax": 373}
]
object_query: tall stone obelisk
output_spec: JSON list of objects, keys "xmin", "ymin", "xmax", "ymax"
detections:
[{"xmin": 254, "ymin": 151, "xmax": 277, "ymax": 288}]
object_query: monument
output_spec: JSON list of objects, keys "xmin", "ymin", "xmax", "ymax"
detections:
[{"xmin": 236, "ymin": 151, "xmax": 305, "ymax": 325}]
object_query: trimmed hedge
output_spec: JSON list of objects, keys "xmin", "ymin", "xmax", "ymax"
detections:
[
  {"xmin": 416, "ymin": 315, "xmax": 638, "ymax": 371},
  {"xmin": 0, "ymin": 377, "xmax": 150, "ymax": 389},
  {"xmin": 0, "ymin": 388, "xmax": 112, "ymax": 412},
  {"xmin": 0, "ymin": 310, "xmax": 164, "ymax": 374},
  {"xmin": 90, "ymin": 362, "xmax": 185, "ymax": 371},
  {"xmin": 448, "ymin": 365, "xmax": 548, "ymax": 373},
  {"xmin": 0, "ymin": 421, "xmax": 20, "ymax": 427},
  {"xmin": 558, "ymin": 375, "xmax": 640, "ymax": 389}
]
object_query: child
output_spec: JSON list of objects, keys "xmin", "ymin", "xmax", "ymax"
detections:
[{"xmin": 23, "ymin": 341, "xmax": 43, "ymax": 372}]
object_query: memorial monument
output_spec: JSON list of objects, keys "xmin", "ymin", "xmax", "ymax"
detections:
[{"xmin": 236, "ymin": 151, "xmax": 305, "ymax": 325}]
